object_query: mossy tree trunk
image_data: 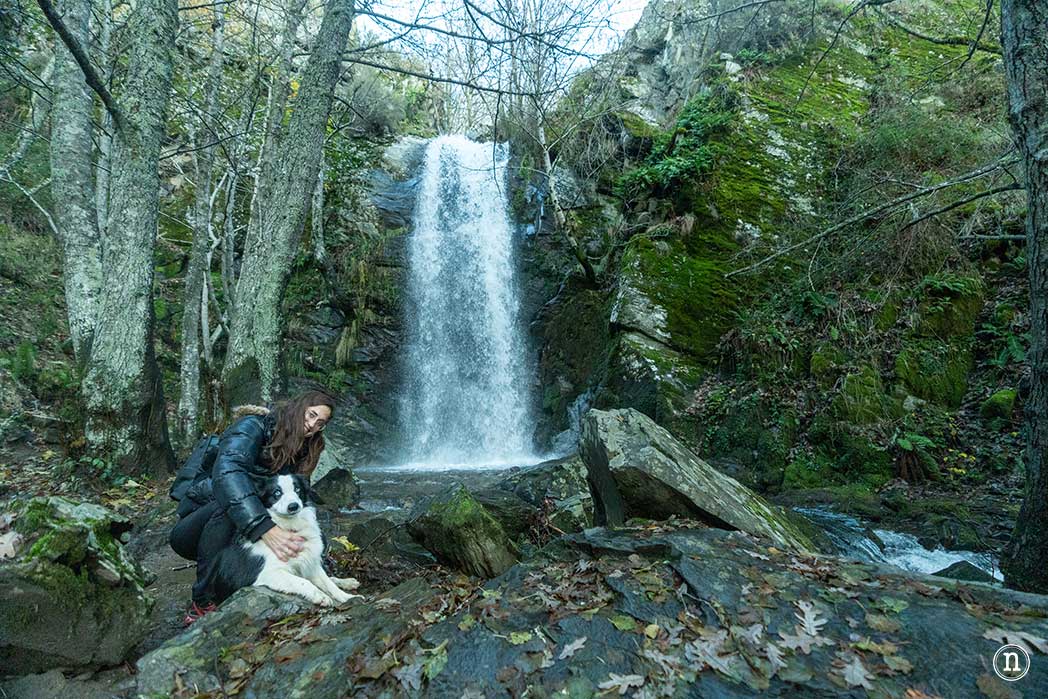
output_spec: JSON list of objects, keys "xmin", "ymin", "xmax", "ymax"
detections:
[
  {"xmin": 48, "ymin": 0, "xmax": 102, "ymax": 366},
  {"xmin": 1000, "ymin": 0, "xmax": 1048, "ymax": 593},
  {"xmin": 222, "ymin": 0, "xmax": 356, "ymax": 405},
  {"xmin": 42, "ymin": 0, "xmax": 179, "ymax": 473}
]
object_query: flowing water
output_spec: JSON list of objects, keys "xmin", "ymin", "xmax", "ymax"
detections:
[
  {"xmin": 795, "ymin": 507, "xmax": 1002, "ymax": 581},
  {"xmin": 396, "ymin": 135, "xmax": 537, "ymax": 469}
]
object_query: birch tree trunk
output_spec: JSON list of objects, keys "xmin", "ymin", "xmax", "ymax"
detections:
[
  {"xmin": 223, "ymin": 0, "xmax": 357, "ymax": 404},
  {"xmin": 48, "ymin": 0, "xmax": 102, "ymax": 366},
  {"xmin": 1000, "ymin": 0, "xmax": 1048, "ymax": 593},
  {"xmin": 177, "ymin": 4, "xmax": 226, "ymax": 447},
  {"xmin": 75, "ymin": 0, "xmax": 179, "ymax": 473}
]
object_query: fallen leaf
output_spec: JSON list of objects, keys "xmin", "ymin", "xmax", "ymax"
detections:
[
  {"xmin": 982, "ymin": 627, "xmax": 1048, "ymax": 654},
  {"xmin": 331, "ymin": 536, "xmax": 359, "ymax": 552},
  {"xmin": 611, "ymin": 615, "xmax": 637, "ymax": 632},
  {"xmin": 644, "ymin": 623, "xmax": 660, "ymax": 639},
  {"xmin": 976, "ymin": 672, "xmax": 1021, "ymax": 699},
  {"xmin": 875, "ymin": 597, "xmax": 909, "ymax": 614},
  {"xmin": 458, "ymin": 614, "xmax": 476, "ymax": 631},
  {"xmin": 598, "ymin": 673, "xmax": 645, "ymax": 695},
  {"xmin": 794, "ymin": 600, "xmax": 827, "ymax": 637},
  {"xmin": 509, "ymin": 631, "xmax": 533, "ymax": 645},
  {"xmin": 884, "ymin": 654, "xmax": 913, "ymax": 674},
  {"xmin": 559, "ymin": 636, "xmax": 587, "ymax": 660},
  {"xmin": 866, "ymin": 613, "xmax": 901, "ymax": 633},
  {"xmin": 839, "ymin": 654, "xmax": 874, "ymax": 690}
]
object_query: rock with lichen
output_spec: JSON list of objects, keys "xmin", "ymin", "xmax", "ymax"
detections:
[
  {"xmin": 0, "ymin": 497, "xmax": 153, "ymax": 674},
  {"xmin": 581, "ymin": 408, "xmax": 814, "ymax": 552}
]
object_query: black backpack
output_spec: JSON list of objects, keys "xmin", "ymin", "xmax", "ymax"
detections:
[{"xmin": 169, "ymin": 433, "xmax": 221, "ymax": 502}]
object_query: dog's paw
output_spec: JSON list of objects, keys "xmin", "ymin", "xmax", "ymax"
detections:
[
  {"xmin": 315, "ymin": 594, "xmax": 335, "ymax": 607},
  {"xmin": 333, "ymin": 576, "xmax": 361, "ymax": 591}
]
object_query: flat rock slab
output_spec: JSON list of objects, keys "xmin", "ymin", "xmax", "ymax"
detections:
[
  {"xmin": 581, "ymin": 407, "xmax": 814, "ymax": 552},
  {"xmin": 133, "ymin": 521, "xmax": 1048, "ymax": 697}
]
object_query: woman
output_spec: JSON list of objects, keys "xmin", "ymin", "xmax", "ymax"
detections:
[{"xmin": 169, "ymin": 390, "xmax": 335, "ymax": 619}]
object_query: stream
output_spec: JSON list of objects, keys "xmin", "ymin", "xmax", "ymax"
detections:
[{"xmin": 795, "ymin": 506, "xmax": 1002, "ymax": 581}]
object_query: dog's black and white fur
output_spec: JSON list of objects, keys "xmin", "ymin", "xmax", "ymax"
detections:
[{"xmin": 205, "ymin": 474, "xmax": 362, "ymax": 606}]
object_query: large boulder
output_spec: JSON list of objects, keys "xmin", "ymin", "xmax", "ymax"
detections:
[
  {"xmin": 407, "ymin": 484, "xmax": 519, "ymax": 578},
  {"xmin": 580, "ymin": 408, "xmax": 814, "ymax": 552},
  {"xmin": 0, "ymin": 497, "xmax": 153, "ymax": 673}
]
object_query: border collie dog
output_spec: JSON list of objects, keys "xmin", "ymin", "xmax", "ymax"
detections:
[{"xmin": 204, "ymin": 474, "xmax": 362, "ymax": 606}]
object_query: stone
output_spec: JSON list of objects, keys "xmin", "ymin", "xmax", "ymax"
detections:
[
  {"xmin": 407, "ymin": 484, "xmax": 519, "ymax": 578},
  {"xmin": 133, "ymin": 521, "xmax": 1048, "ymax": 697},
  {"xmin": 931, "ymin": 560, "xmax": 996, "ymax": 584},
  {"xmin": 0, "ymin": 497, "xmax": 153, "ymax": 674},
  {"xmin": 580, "ymin": 408, "xmax": 814, "ymax": 551},
  {"xmin": 980, "ymin": 388, "xmax": 1017, "ymax": 421},
  {"xmin": 311, "ymin": 466, "xmax": 361, "ymax": 510}
]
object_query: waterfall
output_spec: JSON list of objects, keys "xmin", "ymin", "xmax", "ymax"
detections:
[{"xmin": 398, "ymin": 135, "xmax": 535, "ymax": 467}]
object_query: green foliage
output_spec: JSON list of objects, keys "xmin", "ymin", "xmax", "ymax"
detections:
[
  {"xmin": 614, "ymin": 90, "xmax": 735, "ymax": 201},
  {"xmin": 2, "ymin": 340, "xmax": 37, "ymax": 382},
  {"xmin": 56, "ymin": 455, "xmax": 127, "ymax": 488}
]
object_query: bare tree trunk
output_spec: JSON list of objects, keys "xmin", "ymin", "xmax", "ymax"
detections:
[
  {"xmin": 177, "ymin": 4, "xmax": 226, "ymax": 448},
  {"xmin": 223, "ymin": 0, "xmax": 357, "ymax": 404},
  {"xmin": 1001, "ymin": 0, "xmax": 1048, "ymax": 593},
  {"xmin": 76, "ymin": 0, "xmax": 178, "ymax": 473},
  {"xmin": 48, "ymin": 0, "xmax": 102, "ymax": 367},
  {"xmin": 538, "ymin": 122, "xmax": 596, "ymax": 285}
]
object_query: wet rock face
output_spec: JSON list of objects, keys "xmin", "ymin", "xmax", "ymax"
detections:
[
  {"xmin": 580, "ymin": 408, "xmax": 814, "ymax": 552},
  {"xmin": 0, "ymin": 497, "xmax": 153, "ymax": 674},
  {"xmin": 136, "ymin": 522, "xmax": 1048, "ymax": 698}
]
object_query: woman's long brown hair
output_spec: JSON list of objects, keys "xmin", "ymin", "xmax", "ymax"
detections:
[{"xmin": 264, "ymin": 390, "xmax": 335, "ymax": 477}]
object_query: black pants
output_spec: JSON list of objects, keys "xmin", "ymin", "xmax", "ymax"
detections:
[{"xmin": 169, "ymin": 500, "xmax": 237, "ymax": 604}]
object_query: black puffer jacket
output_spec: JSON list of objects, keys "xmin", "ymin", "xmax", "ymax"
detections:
[{"xmin": 184, "ymin": 405, "xmax": 290, "ymax": 542}]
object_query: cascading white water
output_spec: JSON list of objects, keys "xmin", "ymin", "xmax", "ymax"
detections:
[{"xmin": 398, "ymin": 135, "xmax": 535, "ymax": 468}]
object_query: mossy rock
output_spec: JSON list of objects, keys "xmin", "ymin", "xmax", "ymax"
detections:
[
  {"xmin": 616, "ymin": 235, "xmax": 739, "ymax": 360},
  {"xmin": 980, "ymin": 388, "xmax": 1017, "ymax": 424},
  {"xmin": 806, "ymin": 417, "xmax": 894, "ymax": 489},
  {"xmin": 1, "ymin": 497, "xmax": 153, "ymax": 672},
  {"xmin": 831, "ymin": 365, "xmax": 899, "ymax": 424},
  {"xmin": 599, "ymin": 332, "xmax": 703, "ymax": 443},
  {"xmin": 895, "ymin": 338, "xmax": 973, "ymax": 408},
  {"xmin": 407, "ymin": 484, "xmax": 519, "ymax": 578},
  {"xmin": 701, "ymin": 394, "xmax": 797, "ymax": 493},
  {"xmin": 809, "ymin": 344, "xmax": 845, "ymax": 388},
  {"xmin": 916, "ymin": 274, "xmax": 984, "ymax": 339}
]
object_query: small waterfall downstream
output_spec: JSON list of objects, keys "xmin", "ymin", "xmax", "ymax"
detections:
[{"xmin": 397, "ymin": 135, "xmax": 536, "ymax": 468}]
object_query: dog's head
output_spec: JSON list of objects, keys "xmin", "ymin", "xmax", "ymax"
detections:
[{"xmin": 260, "ymin": 474, "xmax": 314, "ymax": 517}]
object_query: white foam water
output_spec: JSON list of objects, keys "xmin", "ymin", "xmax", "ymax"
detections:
[
  {"xmin": 397, "ymin": 135, "xmax": 537, "ymax": 468},
  {"xmin": 796, "ymin": 507, "xmax": 1002, "ymax": 581}
]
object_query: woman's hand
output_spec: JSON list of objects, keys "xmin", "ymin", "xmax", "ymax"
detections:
[{"xmin": 261, "ymin": 525, "xmax": 306, "ymax": 562}]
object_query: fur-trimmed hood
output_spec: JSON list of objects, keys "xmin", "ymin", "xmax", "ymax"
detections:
[{"xmin": 231, "ymin": 404, "xmax": 271, "ymax": 419}]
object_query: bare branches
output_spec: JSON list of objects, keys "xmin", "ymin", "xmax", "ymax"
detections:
[
  {"xmin": 35, "ymin": 0, "xmax": 126, "ymax": 130},
  {"xmin": 726, "ymin": 154, "xmax": 1020, "ymax": 277}
]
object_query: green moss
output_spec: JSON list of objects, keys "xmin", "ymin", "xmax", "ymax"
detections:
[
  {"xmin": 916, "ymin": 273, "xmax": 984, "ymax": 339},
  {"xmin": 831, "ymin": 365, "xmax": 899, "ymax": 424},
  {"xmin": 616, "ymin": 111, "xmax": 660, "ymax": 139},
  {"xmin": 809, "ymin": 344, "xmax": 845, "ymax": 387},
  {"xmin": 895, "ymin": 338, "xmax": 973, "ymax": 408},
  {"xmin": 981, "ymin": 388, "xmax": 1017, "ymax": 422},
  {"xmin": 622, "ymin": 236, "xmax": 739, "ymax": 359}
]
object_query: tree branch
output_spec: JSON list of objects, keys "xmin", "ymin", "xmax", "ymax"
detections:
[
  {"xmin": 35, "ymin": 0, "xmax": 126, "ymax": 130},
  {"xmin": 876, "ymin": 9, "xmax": 1001, "ymax": 54}
]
